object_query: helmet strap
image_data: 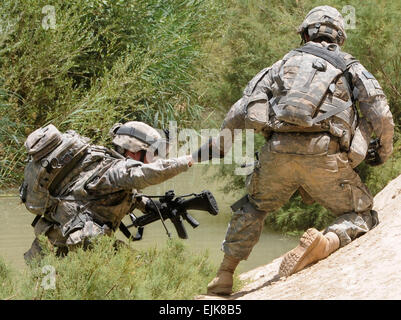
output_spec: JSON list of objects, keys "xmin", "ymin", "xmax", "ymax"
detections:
[{"xmin": 139, "ymin": 150, "xmax": 147, "ymax": 163}]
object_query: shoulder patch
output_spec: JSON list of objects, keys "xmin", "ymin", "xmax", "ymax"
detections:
[
  {"xmin": 359, "ymin": 68, "xmax": 384, "ymax": 98},
  {"xmin": 362, "ymin": 70, "xmax": 376, "ymax": 80}
]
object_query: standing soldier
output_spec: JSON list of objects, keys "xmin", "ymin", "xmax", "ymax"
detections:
[
  {"xmin": 193, "ymin": 6, "xmax": 394, "ymax": 295},
  {"xmin": 22, "ymin": 121, "xmax": 193, "ymax": 261}
]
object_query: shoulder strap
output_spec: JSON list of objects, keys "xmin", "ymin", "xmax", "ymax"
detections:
[
  {"xmin": 294, "ymin": 43, "xmax": 351, "ymax": 72},
  {"xmin": 312, "ymin": 99, "xmax": 353, "ymax": 124},
  {"xmin": 47, "ymin": 145, "xmax": 89, "ymax": 195}
]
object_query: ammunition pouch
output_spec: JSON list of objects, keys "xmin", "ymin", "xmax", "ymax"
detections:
[
  {"xmin": 245, "ymin": 100, "xmax": 269, "ymax": 133},
  {"xmin": 348, "ymin": 118, "xmax": 373, "ymax": 168}
]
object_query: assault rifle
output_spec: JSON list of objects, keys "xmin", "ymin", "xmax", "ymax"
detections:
[{"xmin": 120, "ymin": 190, "xmax": 219, "ymax": 241}]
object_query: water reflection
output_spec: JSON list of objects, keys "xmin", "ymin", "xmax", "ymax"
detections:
[{"xmin": 0, "ymin": 165, "xmax": 298, "ymax": 273}]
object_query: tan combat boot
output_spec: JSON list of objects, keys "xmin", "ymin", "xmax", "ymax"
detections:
[
  {"xmin": 279, "ymin": 228, "xmax": 340, "ymax": 277},
  {"xmin": 207, "ymin": 254, "xmax": 240, "ymax": 295}
]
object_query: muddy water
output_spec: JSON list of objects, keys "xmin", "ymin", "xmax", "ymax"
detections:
[{"xmin": 0, "ymin": 165, "xmax": 298, "ymax": 273}]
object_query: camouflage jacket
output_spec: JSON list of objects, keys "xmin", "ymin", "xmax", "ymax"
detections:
[
  {"xmin": 218, "ymin": 41, "xmax": 394, "ymax": 163},
  {"xmin": 46, "ymin": 146, "xmax": 191, "ymax": 232}
]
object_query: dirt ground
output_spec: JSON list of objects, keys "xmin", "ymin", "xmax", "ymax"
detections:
[{"xmin": 197, "ymin": 174, "xmax": 401, "ymax": 300}]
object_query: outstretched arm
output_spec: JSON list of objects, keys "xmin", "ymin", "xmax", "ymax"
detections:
[{"xmin": 89, "ymin": 155, "xmax": 193, "ymax": 191}]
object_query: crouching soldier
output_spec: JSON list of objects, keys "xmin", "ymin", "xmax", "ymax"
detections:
[{"xmin": 21, "ymin": 121, "xmax": 193, "ymax": 262}]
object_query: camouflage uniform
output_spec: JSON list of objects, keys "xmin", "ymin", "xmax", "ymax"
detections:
[
  {"xmin": 24, "ymin": 125, "xmax": 191, "ymax": 261},
  {"xmin": 217, "ymin": 40, "xmax": 394, "ymax": 261},
  {"xmin": 204, "ymin": 5, "xmax": 394, "ymax": 295}
]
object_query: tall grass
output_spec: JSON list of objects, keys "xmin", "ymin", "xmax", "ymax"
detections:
[
  {"xmin": 0, "ymin": 83, "xmax": 27, "ymax": 187},
  {"xmin": 0, "ymin": 0, "xmax": 224, "ymax": 187},
  {"xmin": 0, "ymin": 257, "xmax": 17, "ymax": 299},
  {"xmin": 0, "ymin": 236, "xmax": 235, "ymax": 300}
]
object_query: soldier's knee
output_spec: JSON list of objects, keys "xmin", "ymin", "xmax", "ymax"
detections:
[
  {"xmin": 231, "ymin": 194, "xmax": 266, "ymax": 217},
  {"xmin": 324, "ymin": 209, "xmax": 378, "ymax": 247}
]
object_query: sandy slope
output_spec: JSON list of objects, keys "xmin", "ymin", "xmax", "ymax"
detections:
[{"xmin": 197, "ymin": 174, "xmax": 401, "ymax": 300}]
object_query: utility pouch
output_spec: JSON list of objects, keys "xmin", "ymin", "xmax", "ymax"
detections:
[
  {"xmin": 245, "ymin": 100, "xmax": 269, "ymax": 133},
  {"xmin": 347, "ymin": 118, "xmax": 373, "ymax": 168}
]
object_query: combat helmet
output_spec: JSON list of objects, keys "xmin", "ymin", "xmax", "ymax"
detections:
[
  {"xmin": 298, "ymin": 5, "xmax": 347, "ymax": 46},
  {"xmin": 109, "ymin": 121, "xmax": 169, "ymax": 160}
]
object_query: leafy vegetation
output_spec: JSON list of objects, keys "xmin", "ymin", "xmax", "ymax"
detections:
[
  {"xmin": 0, "ymin": 236, "xmax": 242, "ymax": 300},
  {"xmin": 0, "ymin": 0, "xmax": 224, "ymax": 187}
]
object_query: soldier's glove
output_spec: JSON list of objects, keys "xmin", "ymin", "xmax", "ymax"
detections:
[{"xmin": 365, "ymin": 138, "xmax": 382, "ymax": 166}]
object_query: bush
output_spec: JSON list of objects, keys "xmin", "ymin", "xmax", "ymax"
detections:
[
  {"xmin": 0, "ymin": 0, "xmax": 224, "ymax": 188},
  {"xmin": 0, "ymin": 257, "xmax": 16, "ymax": 299},
  {"xmin": 5, "ymin": 236, "xmax": 225, "ymax": 300}
]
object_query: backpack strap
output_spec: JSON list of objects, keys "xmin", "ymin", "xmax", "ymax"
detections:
[
  {"xmin": 294, "ymin": 43, "xmax": 349, "ymax": 71},
  {"xmin": 47, "ymin": 144, "xmax": 89, "ymax": 195},
  {"xmin": 312, "ymin": 98, "xmax": 353, "ymax": 124}
]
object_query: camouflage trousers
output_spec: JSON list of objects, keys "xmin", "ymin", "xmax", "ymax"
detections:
[
  {"xmin": 222, "ymin": 135, "xmax": 375, "ymax": 260},
  {"xmin": 24, "ymin": 214, "xmax": 112, "ymax": 263}
]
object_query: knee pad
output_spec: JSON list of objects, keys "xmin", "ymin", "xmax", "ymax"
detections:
[{"xmin": 231, "ymin": 194, "xmax": 265, "ymax": 216}]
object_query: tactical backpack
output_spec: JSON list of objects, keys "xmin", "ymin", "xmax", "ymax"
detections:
[
  {"xmin": 19, "ymin": 124, "xmax": 90, "ymax": 216},
  {"xmin": 271, "ymin": 42, "xmax": 358, "ymax": 128}
]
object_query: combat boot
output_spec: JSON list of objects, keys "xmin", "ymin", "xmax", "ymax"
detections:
[
  {"xmin": 279, "ymin": 228, "xmax": 340, "ymax": 277},
  {"xmin": 207, "ymin": 254, "xmax": 240, "ymax": 295}
]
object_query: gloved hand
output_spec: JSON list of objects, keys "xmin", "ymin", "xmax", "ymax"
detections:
[
  {"xmin": 365, "ymin": 138, "xmax": 381, "ymax": 166},
  {"xmin": 365, "ymin": 138, "xmax": 392, "ymax": 166},
  {"xmin": 192, "ymin": 137, "xmax": 226, "ymax": 163},
  {"xmin": 191, "ymin": 138, "xmax": 214, "ymax": 163}
]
